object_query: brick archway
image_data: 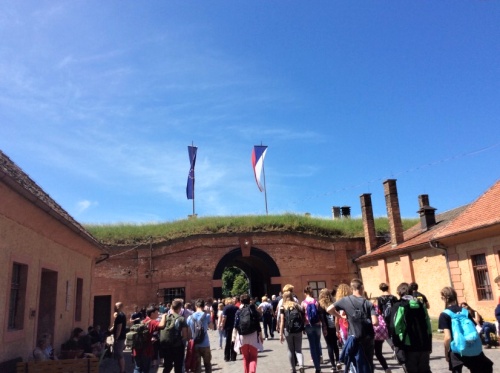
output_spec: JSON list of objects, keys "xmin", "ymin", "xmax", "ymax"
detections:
[{"xmin": 212, "ymin": 247, "xmax": 281, "ymax": 299}]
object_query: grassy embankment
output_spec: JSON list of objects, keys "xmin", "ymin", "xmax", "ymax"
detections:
[{"xmin": 85, "ymin": 213, "xmax": 419, "ymax": 246}]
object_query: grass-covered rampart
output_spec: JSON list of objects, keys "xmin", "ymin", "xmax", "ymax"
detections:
[{"xmin": 85, "ymin": 214, "xmax": 419, "ymax": 246}]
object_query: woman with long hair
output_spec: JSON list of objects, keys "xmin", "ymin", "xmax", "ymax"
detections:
[
  {"xmin": 301, "ymin": 286, "xmax": 322, "ymax": 373},
  {"xmin": 280, "ymin": 291, "xmax": 305, "ymax": 373},
  {"xmin": 318, "ymin": 288, "xmax": 342, "ymax": 372},
  {"xmin": 438, "ymin": 287, "xmax": 493, "ymax": 373},
  {"xmin": 335, "ymin": 283, "xmax": 351, "ymax": 346},
  {"xmin": 371, "ymin": 298, "xmax": 391, "ymax": 373}
]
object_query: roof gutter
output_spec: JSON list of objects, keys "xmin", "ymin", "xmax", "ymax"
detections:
[{"xmin": 429, "ymin": 239, "xmax": 453, "ymax": 287}]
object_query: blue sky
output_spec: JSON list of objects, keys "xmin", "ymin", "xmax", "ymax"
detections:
[{"xmin": 1, "ymin": 1, "xmax": 499, "ymax": 224}]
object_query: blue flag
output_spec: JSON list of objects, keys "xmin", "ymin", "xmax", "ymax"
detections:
[{"xmin": 186, "ymin": 146, "xmax": 197, "ymax": 200}]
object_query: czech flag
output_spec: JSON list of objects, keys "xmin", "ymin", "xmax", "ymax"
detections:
[
  {"xmin": 251, "ymin": 145, "xmax": 268, "ymax": 192},
  {"xmin": 186, "ymin": 145, "xmax": 197, "ymax": 199}
]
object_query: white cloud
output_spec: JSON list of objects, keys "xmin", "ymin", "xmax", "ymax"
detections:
[{"xmin": 76, "ymin": 200, "xmax": 98, "ymax": 214}]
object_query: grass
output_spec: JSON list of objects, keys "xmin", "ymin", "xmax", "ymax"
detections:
[{"xmin": 84, "ymin": 214, "xmax": 419, "ymax": 246}]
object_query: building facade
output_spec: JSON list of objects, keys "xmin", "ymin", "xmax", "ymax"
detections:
[
  {"xmin": 0, "ymin": 151, "xmax": 102, "ymax": 366},
  {"xmin": 93, "ymin": 232, "xmax": 366, "ymax": 323},
  {"xmin": 357, "ymin": 179, "xmax": 500, "ymax": 319}
]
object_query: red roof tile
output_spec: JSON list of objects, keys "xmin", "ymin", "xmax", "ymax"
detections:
[
  {"xmin": 357, "ymin": 205, "xmax": 467, "ymax": 261},
  {"xmin": 434, "ymin": 180, "xmax": 500, "ymax": 239}
]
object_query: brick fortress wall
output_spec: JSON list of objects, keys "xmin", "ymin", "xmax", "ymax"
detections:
[{"xmin": 92, "ymin": 232, "xmax": 366, "ymax": 318}]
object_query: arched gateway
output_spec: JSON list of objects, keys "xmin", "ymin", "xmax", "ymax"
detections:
[
  {"xmin": 92, "ymin": 232, "xmax": 365, "ymax": 320},
  {"xmin": 212, "ymin": 246, "xmax": 281, "ymax": 299}
]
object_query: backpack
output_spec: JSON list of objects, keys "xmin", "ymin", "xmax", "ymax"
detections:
[
  {"xmin": 378, "ymin": 295, "xmax": 395, "ymax": 323},
  {"xmin": 263, "ymin": 304, "xmax": 272, "ymax": 316},
  {"xmin": 393, "ymin": 298, "xmax": 432, "ymax": 351},
  {"xmin": 160, "ymin": 313, "xmax": 184, "ymax": 348},
  {"xmin": 285, "ymin": 306, "xmax": 304, "ymax": 333},
  {"xmin": 347, "ymin": 296, "xmax": 375, "ymax": 340},
  {"xmin": 443, "ymin": 308, "xmax": 482, "ymax": 356},
  {"xmin": 305, "ymin": 300, "xmax": 320, "ymax": 325},
  {"xmin": 192, "ymin": 313, "xmax": 207, "ymax": 345},
  {"xmin": 236, "ymin": 305, "xmax": 260, "ymax": 335},
  {"xmin": 126, "ymin": 321, "xmax": 150, "ymax": 350}
]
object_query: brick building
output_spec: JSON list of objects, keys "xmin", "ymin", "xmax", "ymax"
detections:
[
  {"xmin": 0, "ymin": 151, "xmax": 103, "ymax": 367},
  {"xmin": 92, "ymin": 232, "xmax": 366, "ymax": 324},
  {"xmin": 357, "ymin": 179, "xmax": 500, "ymax": 319}
]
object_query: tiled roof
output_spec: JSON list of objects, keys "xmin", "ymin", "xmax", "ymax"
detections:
[
  {"xmin": 434, "ymin": 180, "xmax": 500, "ymax": 239},
  {"xmin": 0, "ymin": 150, "xmax": 102, "ymax": 249},
  {"xmin": 356, "ymin": 205, "xmax": 468, "ymax": 261}
]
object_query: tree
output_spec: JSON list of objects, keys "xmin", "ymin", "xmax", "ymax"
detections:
[
  {"xmin": 222, "ymin": 267, "xmax": 244, "ymax": 297},
  {"xmin": 222, "ymin": 267, "xmax": 249, "ymax": 297},
  {"xmin": 231, "ymin": 274, "xmax": 249, "ymax": 296}
]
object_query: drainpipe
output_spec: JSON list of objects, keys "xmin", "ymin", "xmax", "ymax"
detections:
[{"xmin": 429, "ymin": 240, "xmax": 453, "ymax": 287}]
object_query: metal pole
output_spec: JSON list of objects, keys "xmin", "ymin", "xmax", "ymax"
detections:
[{"xmin": 262, "ymin": 160, "xmax": 268, "ymax": 215}]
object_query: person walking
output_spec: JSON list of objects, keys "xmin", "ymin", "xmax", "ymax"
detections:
[
  {"xmin": 160, "ymin": 300, "xmax": 188, "ymax": 373},
  {"xmin": 318, "ymin": 288, "xmax": 342, "ymax": 372},
  {"xmin": 439, "ymin": 287, "xmax": 493, "ymax": 373},
  {"xmin": 233, "ymin": 293, "xmax": 264, "ymax": 373},
  {"xmin": 372, "ymin": 300, "xmax": 391, "ymax": 373},
  {"xmin": 279, "ymin": 291, "xmax": 305, "ymax": 373},
  {"xmin": 187, "ymin": 299, "xmax": 212, "ymax": 373},
  {"xmin": 132, "ymin": 306, "xmax": 167, "ymax": 373},
  {"xmin": 258, "ymin": 296, "xmax": 274, "ymax": 340},
  {"xmin": 328, "ymin": 279, "xmax": 378, "ymax": 373},
  {"xmin": 220, "ymin": 297, "xmax": 238, "ymax": 362},
  {"xmin": 301, "ymin": 286, "xmax": 323, "ymax": 373}
]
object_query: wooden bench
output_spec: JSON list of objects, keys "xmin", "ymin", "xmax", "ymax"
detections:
[{"xmin": 16, "ymin": 357, "xmax": 99, "ymax": 373}]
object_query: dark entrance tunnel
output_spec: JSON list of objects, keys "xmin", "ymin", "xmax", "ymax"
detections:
[{"xmin": 213, "ymin": 247, "xmax": 281, "ymax": 299}]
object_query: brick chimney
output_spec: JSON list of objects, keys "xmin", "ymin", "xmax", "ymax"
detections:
[
  {"xmin": 418, "ymin": 194, "xmax": 437, "ymax": 231},
  {"xmin": 332, "ymin": 206, "xmax": 341, "ymax": 220},
  {"xmin": 360, "ymin": 194, "xmax": 377, "ymax": 253},
  {"xmin": 383, "ymin": 179, "xmax": 404, "ymax": 246},
  {"xmin": 341, "ymin": 206, "xmax": 351, "ymax": 219}
]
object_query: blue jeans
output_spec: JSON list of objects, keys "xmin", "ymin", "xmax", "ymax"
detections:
[
  {"xmin": 305, "ymin": 324, "xmax": 322, "ymax": 370},
  {"xmin": 482, "ymin": 322, "xmax": 497, "ymax": 345}
]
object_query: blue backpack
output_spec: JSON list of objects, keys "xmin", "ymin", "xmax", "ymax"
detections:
[
  {"xmin": 443, "ymin": 308, "xmax": 482, "ymax": 356},
  {"xmin": 305, "ymin": 300, "xmax": 319, "ymax": 325}
]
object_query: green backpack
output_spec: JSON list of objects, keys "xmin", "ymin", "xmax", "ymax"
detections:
[
  {"xmin": 160, "ymin": 313, "xmax": 184, "ymax": 348},
  {"xmin": 126, "ymin": 321, "xmax": 151, "ymax": 350}
]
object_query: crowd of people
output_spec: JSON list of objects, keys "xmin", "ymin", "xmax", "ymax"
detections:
[{"xmin": 44, "ymin": 278, "xmax": 499, "ymax": 373}]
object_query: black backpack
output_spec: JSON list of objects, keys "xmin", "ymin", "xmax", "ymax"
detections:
[
  {"xmin": 378, "ymin": 295, "xmax": 396, "ymax": 324},
  {"xmin": 192, "ymin": 313, "xmax": 207, "ymax": 344},
  {"xmin": 347, "ymin": 296, "xmax": 374, "ymax": 340},
  {"xmin": 236, "ymin": 305, "xmax": 260, "ymax": 335},
  {"xmin": 392, "ymin": 299, "xmax": 432, "ymax": 351},
  {"xmin": 285, "ymin": 306, "xmax": 304, "ymax": 333},
  {"xmin": 160, "ymin": 314, "xmax": 184, "ymax": 348}
]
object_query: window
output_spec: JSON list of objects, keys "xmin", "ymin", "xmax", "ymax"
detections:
[
  {"xmin": 75, "ymin": 278, "xmax": 83, "ymax": 322},
  {"xmin": 308, "ymin": 281, "xmax": 326, "ymax": 299},
  {"xmin": 8, "ymin": 262, "xmax": 28, "ymax": 330},
  {"xmin": 471, "ymin": 254, "xmax": 493, "ymax": 300},
  {"xmin": 160, "ymin": 287, "xmax": 185, "ymax": 304}
]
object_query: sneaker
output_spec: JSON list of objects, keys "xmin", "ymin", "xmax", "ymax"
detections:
[{"xmin": 336, "ymin": 363, "xmax": 342, "ymax": 370}]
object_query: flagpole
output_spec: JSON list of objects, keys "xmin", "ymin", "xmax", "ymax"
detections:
[
  {"xmin": 262, "ymin": 160, "xmax": 268, "ymax": 215},
  {"xmin": 261, "ymin": 142, "xmax": 268, "ymax": 215},
  {"xmin": 192, "ymin": 141, "xmax": 195, "ymax": 217}
]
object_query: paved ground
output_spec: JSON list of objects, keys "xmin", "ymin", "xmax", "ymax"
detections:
[{"xmin": 100, "ymin": 330, "xmax": 500, "ymax": 372}]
